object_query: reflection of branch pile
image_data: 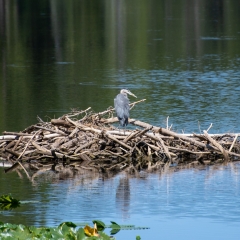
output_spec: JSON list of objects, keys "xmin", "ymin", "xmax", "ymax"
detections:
[{"xmin": 1, "ymin": 101, "xmax": 240, "ymax": 178}]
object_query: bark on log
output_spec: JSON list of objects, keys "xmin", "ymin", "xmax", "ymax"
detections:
[
  {"xmin": 129, "ymin": 119, "xmax": 206, "ymax": 148},
  {"xmin": 203, "ymin": 130, "xmax": 229, "ymax": 162}
]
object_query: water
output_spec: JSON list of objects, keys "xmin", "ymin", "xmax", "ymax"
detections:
[
  {"xmin": 1, "ymin": 0, "xmax": 240, "ymax": 133},
  {"xmin": 1, "ymin": 164, "xmax": 240, "ymax": 239},
  {"xmin": 1, "ymin": 0, "xmax": 240, "ymax": 239}
]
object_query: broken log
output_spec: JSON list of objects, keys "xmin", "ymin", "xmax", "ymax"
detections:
[{"xmin": 0, "ymin": 103, "xmax": 239, "ymax": 180}]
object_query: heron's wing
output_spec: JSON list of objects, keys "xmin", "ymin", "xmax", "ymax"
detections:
[{"xmin": 114, "ymin": 94, "xmax": 130, "ymax": 119}]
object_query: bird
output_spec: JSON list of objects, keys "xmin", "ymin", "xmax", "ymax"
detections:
[{"xmin": 114, "ymin": 89, "xmax": 137, "ymax": 127}]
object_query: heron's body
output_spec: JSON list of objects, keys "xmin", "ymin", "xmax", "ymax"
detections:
[{"xmin": 114, "ymin": 89, "xmax": 137, "ymax": 127}]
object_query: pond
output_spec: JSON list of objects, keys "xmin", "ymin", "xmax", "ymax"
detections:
[
  {"xmin": 1, "ymin": 164, "xmax": 240, "ymax": 239},
  {"xmin": 1, "ymin": 0, "xmax": 240, "ymax": 239}
]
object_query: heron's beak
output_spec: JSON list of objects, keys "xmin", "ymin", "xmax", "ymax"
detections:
[{"xmin": 127, "ymin": 91, "xmax": 137, "ymax": 98}]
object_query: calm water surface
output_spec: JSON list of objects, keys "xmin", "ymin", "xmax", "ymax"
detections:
[
  {"xmin": 1, "ymin": 0, "xmax": 240, "ymax": 133},
  {"xmin": 1, "ymin": 164, "xmax": 240, "ymax": 239},
  {"xmin": 1, "ymin": 1, "xmax": 240, "ymax": 239}
]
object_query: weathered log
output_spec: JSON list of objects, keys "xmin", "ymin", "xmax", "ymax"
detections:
[
  {"xmin": 3, "ymin": 131, "xmax": 33, "ymax": 136},
  {"xmin": 74, "ymin": 139, "xmax": 98, "ymax": 154},
  {"xmin": 31, "ymin": 141, "xmax": 78, "ymax": 161},
  {"xmin": 105, "ymin": 133, "xmax": 133, "ymax": 151},
  {"xmin": 1, "ymin": 104, "xmax": 240, "ymax": 179},
  {"xmin": 203, "ymin": 130, "xmax": 229, "ymax": 162},
  {"xmin": 130, "ymin": 119, "xmax": 206, "ymax": 149},
  {"xmin": 51, "ymin": 119, "xmax": 72, "ymax": 128},
  {"xmin": 60, "ymin": 138, "xmax": 79, "ymax": 150},
  {"xmin": 0, "ymin": 135, "xmax": 17, "ymax": 140}
]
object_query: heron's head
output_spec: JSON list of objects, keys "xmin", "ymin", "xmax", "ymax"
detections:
[{"xmin": 120, "ymin": 89, "xmax": 137, "ymax": 98}]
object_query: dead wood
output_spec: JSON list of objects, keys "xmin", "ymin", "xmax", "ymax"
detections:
[
  {"xmin": 0, "ymin": 104, "xmax": 240, "ymax": 179},
  {"xmin": 34, "ymin": 125, "xmax": 67, "ymax": 136},
  {"xmin": 203, "ymin": 130, "xmax": 229, "ymax": 163},
  {"xmin": 129, "ymin": 119, "xmax": 206, "ymax": 148},
  {"xmin": 51, "ymin": 119, "xmax": 72, "ymax": 128},
  {"xmin": 229, "ymin": 134, "xmax": 238, "ymax": 152},
  {"xmin": 75, "ymin": 139, "xmax": 98, "ymax": 154},
  {"xmin": 3, "ymin": 131, "xmax": 33, "ymax": 136}
]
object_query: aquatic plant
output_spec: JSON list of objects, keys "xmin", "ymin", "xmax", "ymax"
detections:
[
  {"xmin": 0, "ymin": 194, "xmax": 21, "ymax": 210},
  {"xmin": 0, "ymin": 221, "xmax": 113, "ymax": 240},
  {"xmin": 0, "ymin": 219, "xmax": 148, "ymax": 239}
]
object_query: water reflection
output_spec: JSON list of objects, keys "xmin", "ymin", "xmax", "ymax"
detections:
[
  {"xmin": 1, "ymin": 163, "xmax": 240, "ymax": 226},
  {"xmin": 116, "ymin": 177, "xmax": 130, "ymax": 219}
]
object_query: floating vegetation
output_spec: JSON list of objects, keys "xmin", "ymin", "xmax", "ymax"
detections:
[
  {"xmin": 0, "ymin": 102, "xmax": 240, "ymax": 180},
  {"xmin": 0, "ymin": 221, "xmax": 112, "ymax": 240},
  {"xmin": 0, "ymin": 194, "xmax": 21, "ymax": 210},
  {"xmin": 0, "ymin": 220, "xmax": 148, "ymax": 240}
]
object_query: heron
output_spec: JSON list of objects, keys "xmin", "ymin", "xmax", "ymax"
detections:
[{"xmin": 114, "ymin": 89, "xmax": 137, "ymax": 127}]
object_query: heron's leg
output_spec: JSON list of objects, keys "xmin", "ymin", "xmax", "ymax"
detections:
[{"xmin": 117, "ymin": 124, "xmax": 121, "ymax": 133}]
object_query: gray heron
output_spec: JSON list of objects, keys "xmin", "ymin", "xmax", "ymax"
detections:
[{"xmin": 114, "ymin": 89, "xmax": 137, "ymax": 127}]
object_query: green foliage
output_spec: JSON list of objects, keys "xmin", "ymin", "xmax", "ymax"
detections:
[
  {"xmin": 0, "ymin": 221, "xmax": 114, "ymax": 240},
  {"xmin": 92, "ymin": 220, "xmax": 105, "ymax": 232},
  {"xmin": 109, "ymin": 221, "xmax": 121, "ymax": 235},
  {"xmin": 0, "ymin": 220, "xmax": 148, "ymax": 239},
  {"xmin": 0, "ymin": 194, "xmax": 21, "ymax": 210}
]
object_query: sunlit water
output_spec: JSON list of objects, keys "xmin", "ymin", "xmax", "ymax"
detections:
[
  {"xmin": 103, "ymin": 60, "xmax": 240, "ymax": 133},
  {"xmin": 1, "ymin": 1, "xmax": 240, "ymax": 239},
  {"xmin": 1, "ymin": 163, "xmax": 240, "ymax": 239}
]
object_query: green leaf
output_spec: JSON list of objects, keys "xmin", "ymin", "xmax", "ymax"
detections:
[
  {"xmin": 28, "ymin": 225, "xmax": 41, "ymax": 235},
  {"xmin": 0, "ymin": 194, "xmax": 21, "ymax": 210},
  {"xmin": 109, "ymin": 221, "xmax": 121, "ymax": 235},
  {"xmin": 110, "ymin": 228, "xmax": 120, "ymax": 235},
  {"xmin": 0, "ymin": 194, "xmax": 20, "ymax": 204},
  {"xmin": 58, "ymin": 222, "xmax": 77, "ymax": 236},
  {"xmin": 92, "ymin": 220, "xmax": 105, "ymax": 231},
  {"xmin": 136, "ymin": 236, "xmax": 141, "ymax": 240},
  {"xmin": 58, "ymin": 222, "xmax": 77, "ymax": 229},
  {"xmin": 76, "ymin": 228, "xmax": 86, "ymax": 240},
  {"xmin": 110, "ymin": 221, "xmax": 121, "ymax": 229}
]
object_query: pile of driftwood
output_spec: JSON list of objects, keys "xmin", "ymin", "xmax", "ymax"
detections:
[{"xmin": 0, "ymin": 101, "xmax": 240, "ymax": 179}]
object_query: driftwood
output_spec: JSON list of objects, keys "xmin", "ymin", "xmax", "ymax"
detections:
[{"xmin": 0, "ymin": 101, "xmax": 240, "ymax": 180}]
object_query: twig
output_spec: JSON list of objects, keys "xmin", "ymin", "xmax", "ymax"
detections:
[
  {"xmin": 95, "ymin": 99, "xmax": 146, "ymax": 117},
  {"xmin": 13, "ymin": 131, "xmax": 41, "ymax": 180},
  {"xmin": 198, "ymin": 121, "xmax": 201, "ymax": 134},
  {"xmin": 206, "ymin": 123, "xmax": 213, "ymax": 132},
  {"xmin": 229, "ymin": 134, "xmax": 238, "ymax": 152},
  {"xmin": 17, "ymin": 131, "xmax": 40, "ymax": 160},
  {"xmin": 130, "ymin": 99, "xmax": 146, "ymax": 110},
  {"xmin": 156, "ymin": 136, "xmax": 172, "ymax": 162},
  {"xmin": 34, "ymin": 125, "xmax": 67, "ymax": 136},
  {"xmin": 66, "ymin": 107, "xmax": 91, "ymax": 118},
  {"xmin": 123, "ymin": 127, "xmax": 151, "ymax": 143}
]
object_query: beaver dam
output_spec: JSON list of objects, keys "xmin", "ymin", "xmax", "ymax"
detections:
[{"xmin": 0, "ymin": 100, "xmax": 240, "ymax": 179}]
